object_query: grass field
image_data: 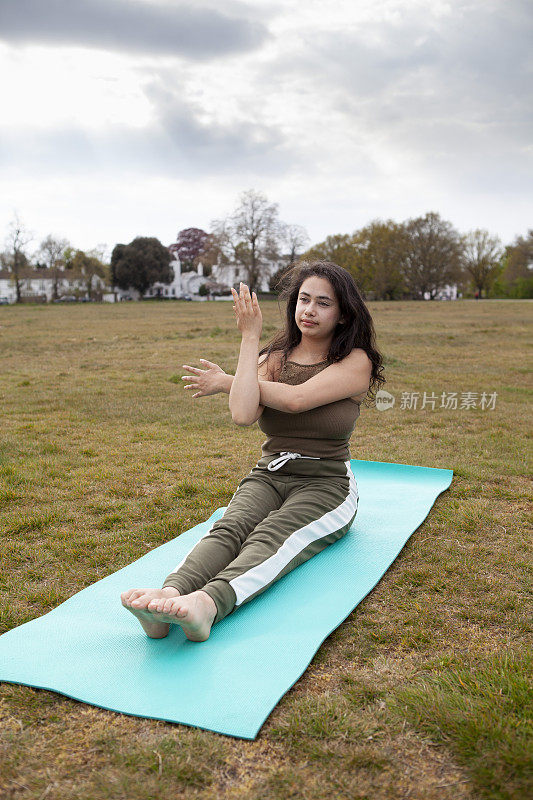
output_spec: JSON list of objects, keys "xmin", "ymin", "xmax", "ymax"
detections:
[{"xmin": 0, "ymin": 299, "xmax": 531, "ymax": 800}]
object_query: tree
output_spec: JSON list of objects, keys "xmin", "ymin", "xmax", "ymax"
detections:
[
  {"xmin": 4, "ymin": 214, "xmax": 33, "ymax": 303},
  {"xmin": 0, "ymin": 249, "xmax": 30, "ymax": 270},
  {"xmin": 111, "ymin": 237, "xmax": 173, "ymax": 297},
  {"xmin": 62, "ymin": 245, "xmax": 77, "ymax": 270},
  {"xmin": 352, "ymin": 220, "xmax": 409, "ymax": 300},
  {"xmin": 173, "ymin": 228, "xmax": 209, "ymax": 271},
  {"xmin": 193, "ymin": 232, "xmax": 226, "ymax": 277},
  {"xmin": 461, "ymin": 229, "xmax": 503, "ymax": 298},
  {"xmin": 304, "ymin": 234, "xmax": 361, "ymax": 279},
  {"xmin": 497, "ymin": 230, "xmax": 533, "ymax": 298},
  {"xmin": 71, "ymin": 249, "xmax": 107, "ymax": 300},
  {"xmin": 37, "ymin": 235, "xmax": 70, "ymax": 300},
  {"xmin": 212, "ymin": 190, "xmax": 282, "ymax": 293},
  {"xmin": 402, "ymin": 212, "xmax": 462, "ymax": 299},
  {"xmin": 303, "ymin": 224, "xmax": 410, "ymax": 299},
  {"xmin": 280, "ymin": 223, "xmax": 310, "ymax": 265}
]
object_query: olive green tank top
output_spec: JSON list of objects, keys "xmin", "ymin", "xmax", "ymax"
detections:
[{"xmin": 258, "ymin": 359, "xmax": 361, "ymax": 461}]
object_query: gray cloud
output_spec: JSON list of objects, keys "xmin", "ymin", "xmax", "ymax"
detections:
[
  {"xmin": 333, "ymin": 2, "xmax": 532, "ymax": 124},
  {"xmin": 0, "ymin": 86, "xmax": 299, "ymax": 179},
  {"xmin": 260, "ymin": 1, "xmax": 532, "ymax": 193},
  {"xmin": 1, "ymin": 0, "xmax": 530, "ymax": 247},
  {"xmin": 141, "ymin": 77, "xmax": 295, "ymax": 168},
  {"xmin": 0, "ymin": 0, "xmax": 269, "ymax": 59}
]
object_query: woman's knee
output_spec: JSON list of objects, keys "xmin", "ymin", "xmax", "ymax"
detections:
[{"xmin": 209, "ymin": 519, "xmax": 250, "ymax": 549}]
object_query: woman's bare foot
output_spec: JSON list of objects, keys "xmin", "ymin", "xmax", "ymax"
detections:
[
  {"xmin": 145, "ymin": 590, "xmax": 217, "ymax": 642},
  {"xmin": 120, "ymin": 587, "xmax": 181, "ymax": 639}
]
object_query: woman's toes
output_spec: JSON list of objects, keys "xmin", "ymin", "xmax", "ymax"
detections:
[
  {"xmin": 133, "ymin": 593, "xmax": 153, "ymax": 608},
  {"xmin": 127, "ymin": 589, "xmax": 150, "ymax": 607},
  {"xmin": 168, "ymin": 599, "xmax": 187, "ymax": 618},
  {"xmin": 163, "ymin": 598, "xmax": 178, "ymax": 614}
]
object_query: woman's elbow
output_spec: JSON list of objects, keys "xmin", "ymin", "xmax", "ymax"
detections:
[
  {"xmin": 286, "ymin": 393, "xmax": 302, "ymax": 413},
  {"xmin": 231, "ymin": 412, "xmax": 255, "ymax": 427},
  {"xmin": 229, "ymin": 400, "xmax": 249, "ymax": 426}
]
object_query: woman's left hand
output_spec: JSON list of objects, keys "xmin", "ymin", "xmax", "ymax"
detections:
[
  {"xmin": 181, "ymin": 360, "xmax": 226, "ymax": 398},
  {"xmin": 231, "ymin": 282, "xmax": 262, "ymax": 339}
]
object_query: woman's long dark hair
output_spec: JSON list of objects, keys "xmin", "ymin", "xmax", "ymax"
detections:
[{"xmin": 259, "ymin": 260, "xmax": 385, "ymax": 406}]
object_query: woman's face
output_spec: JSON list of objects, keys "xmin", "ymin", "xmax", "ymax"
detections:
[{"xmin": 294, "ymin": 276, "xmax": 344, "ymax": 339}]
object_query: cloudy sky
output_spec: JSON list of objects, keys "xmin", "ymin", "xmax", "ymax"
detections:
[{"xmin": 0, "ymin": 0, "xmax": 531, "ymax": 257}]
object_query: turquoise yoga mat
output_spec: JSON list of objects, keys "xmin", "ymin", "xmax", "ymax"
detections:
[{"xmin": 0, "ymin": 459, "xmax": 452, "ymax": 740}]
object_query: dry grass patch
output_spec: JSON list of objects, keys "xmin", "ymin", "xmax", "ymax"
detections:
[{"xmin": 0, "ymin": 299, "xmax": 531, "ymax": 799}]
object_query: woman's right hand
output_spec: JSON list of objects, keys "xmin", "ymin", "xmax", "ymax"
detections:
[
  {"xmin": 231, "ymin": 283, "xmax": 262, "ymax": 339},
  {"xmin": 181, "ymin": 360, "xmax": 226, "ymax": 398}
]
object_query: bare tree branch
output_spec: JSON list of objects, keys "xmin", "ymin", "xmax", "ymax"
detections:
[{"xmin": 4, "ymin": 213, "xmax": 33, "ymax": 303}]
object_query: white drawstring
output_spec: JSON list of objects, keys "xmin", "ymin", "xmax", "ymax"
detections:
[{"xmin": 267, "ymin": 451, "xmax": 321, "ymax": 472}]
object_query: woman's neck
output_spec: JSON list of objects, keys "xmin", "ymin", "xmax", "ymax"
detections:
[{"xmin": 291, "ymin": 338, "xmax": 332, "ymax": 363}]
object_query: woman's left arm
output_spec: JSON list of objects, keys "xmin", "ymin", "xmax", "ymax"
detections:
[{"xmin": 287, "ymin": 349, "xmax": 372, "ymax": 411}]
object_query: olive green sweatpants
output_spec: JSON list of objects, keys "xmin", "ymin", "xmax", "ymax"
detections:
[{"xmin": 163, "ymin": 452, "xmax": 359, "ymax": 624}]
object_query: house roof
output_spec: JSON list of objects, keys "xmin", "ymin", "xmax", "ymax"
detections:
[
  {"xmin": 0, "ymin": 269, "xmax": 95, "ymax": 280},
  {"xmin": 0, "ymin": 268, "xmax": 57, "ymax": 279}
]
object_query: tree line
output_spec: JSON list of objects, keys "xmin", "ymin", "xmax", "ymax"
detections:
[
  {"xmin": 1, "ymin": 214, "xmax": 108, "ymax": 302},
  {"xmin": 301, "ymin": 215, "xmax": 532, "ymax": 300},
  {"xmin": 3, "ymin": 192, "xmax": 532, "ymax": 302}
]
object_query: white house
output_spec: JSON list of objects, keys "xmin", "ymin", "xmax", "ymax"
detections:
[
  {"xmin": 115, "ymin": 255, "xmax": 251, "ymax": 300},
  {"xmin": 110, "ymin": 236, "xmax": 284, "ymax": 300},
  {"xmin": 211, "ymin": 259, "xmax": 280, "ymax": 292},
  {"xmin": 0, "ymin": 269, "xmax": 106, "ymax": 303},
  {"xmin": 1, "ymin": 246, "xmax": 284, "ymax": 304},
  {"xmin": 112, "ymin": 255, "xmax": 206, "ymax": 300},
  {"xmin": 423, "ymin": 284, "xmax": 459, "ymax": 300}
]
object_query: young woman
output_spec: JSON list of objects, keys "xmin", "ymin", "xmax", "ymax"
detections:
[{"xmin": 121, "ymin": 260, "xmax": 385, "ymax": 641}]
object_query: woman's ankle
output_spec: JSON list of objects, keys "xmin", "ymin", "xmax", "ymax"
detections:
[{"xmin": 161, "ymin": 586, "xmax": 181, "ymax": 596}]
